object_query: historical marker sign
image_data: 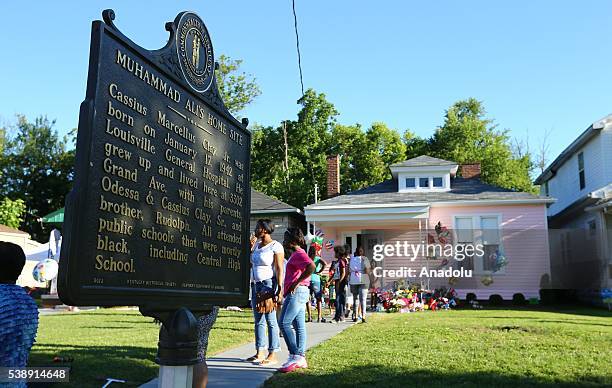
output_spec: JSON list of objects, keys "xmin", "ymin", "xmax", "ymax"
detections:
[{"xmin": 58, "ymin": 10, "xmax": 251, "ymax": 308}]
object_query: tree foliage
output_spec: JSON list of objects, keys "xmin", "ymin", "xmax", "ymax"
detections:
[
  {"xmin": 215, "ymin": 54, "xmax": 261, "ymax": 115},
  {"xmin": 251, "ymin": 90, "xmax": 406, "ymax": 209},
  {"xmin": 405, "ymin": 98, "xmax": 535, "ymax": 193},
  {"xmin": 0, "ymin": 198, "xmax": 26, "ymax": 229},
  {"xmin": 0, "ymin": 115, "xmax": 75, "ymax": 240}
]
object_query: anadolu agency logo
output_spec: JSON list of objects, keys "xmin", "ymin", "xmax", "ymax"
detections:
[{"xmin": 176, "ymin": 12, "xmax": 214, "ymax": 93}]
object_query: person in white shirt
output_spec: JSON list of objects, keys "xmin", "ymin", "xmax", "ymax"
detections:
[
  {"xmin": 247, "ymin": 219, "xmax": 285, "ymax": 365},
  {"xmin": 349, "ymin": 246, "xmax": 371, "ymax": 323}
]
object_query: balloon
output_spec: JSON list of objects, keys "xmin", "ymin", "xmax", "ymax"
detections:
[
  {"xmin": 305, "ymin": 232, "xmax": 315, "ymax": 244},
  {"xmin": 32, "ymin": 259, "xmax": 59, "ymax": 282}
]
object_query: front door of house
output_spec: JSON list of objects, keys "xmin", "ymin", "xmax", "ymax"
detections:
[{"xmin": 359, "ymin": 233, "xmax": 384, "ymax": 289}]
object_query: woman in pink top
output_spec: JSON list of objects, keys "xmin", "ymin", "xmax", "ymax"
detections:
[{"xmin": 278, "ymin": 227, "xmax": 315, "ymax": 373}]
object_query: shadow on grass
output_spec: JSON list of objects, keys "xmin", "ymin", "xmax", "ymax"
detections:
[
  {"xmin": 265, "ymin": 366, "xmax": 610, "ymax": 388},
  {"xmin": 467, "ymin": 305, "xmax": 612, "ymax": 318},
  {"xmin": 29, "ymin": 344, "xmax": 157, "ymax": 388}
]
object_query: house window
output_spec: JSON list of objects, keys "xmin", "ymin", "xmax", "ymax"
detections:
[
  {"xmin": 578, "ymin": 152, "xmax": 585, "ymax": 190},
  {"xmin": 455, "ymin": 217, "xmax": 474, "ymax": 271},
  {"xmin": 419, "ymin": 177, "xmax": 429, "ymax": 188},
  {"xmin": 433, "ymin": 177, "xmax": 443, "ymax": 188},
  {"xmin": 406, "ymin": 178, "xmax": 416, "ymax": 188},
  {"xmin": 480, "ymin": 216, "xmax": 500, "ymax": 271},
  {"xmin": 455, "ymin": 215, "xmax": 502, "ymax": 273},
  {"xmin": 544, "ymin": 181, "xmax": 549, "ymax": 196}
]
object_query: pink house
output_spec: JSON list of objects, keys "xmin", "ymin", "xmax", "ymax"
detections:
[{"xmin": 305, "ymin": 155, "xmax": 555, "ymax": 300}]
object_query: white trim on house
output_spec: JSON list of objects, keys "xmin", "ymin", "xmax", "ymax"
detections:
[
  {"xmin": 306, "ymin": 205, "xmax": 430, "ymax": 222},
  {"xmin": 251, "ymin": 208, "xmax": 303, "ymax": 214},
  {"xmin": 306, "ymin": 198, "xmax": 555, "ymax": 212},
  {"xmin": 429, "ymin": 199, "xmax": 555, "ymax": 206}
]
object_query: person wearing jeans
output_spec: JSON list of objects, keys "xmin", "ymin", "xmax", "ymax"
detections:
[
  {"xmin": 279, "ymin": 228, "xmax": 315, "ymax": 373},
  {"xmin": 251, "ymin": 278, "xmax": 281, "ymax": 358},
  {"xmin": 349, "ymin": 246, "xmax": 371, "ymax": 323},
  {"xmin": 332, "ymin": 245, "xmax": 347, "ymax": 322},
  {"xmin": 248, "ymin": 219, "xmax": 284, "ymax": 365}
]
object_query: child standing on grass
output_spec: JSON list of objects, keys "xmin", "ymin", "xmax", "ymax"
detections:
[{"xmin": 306, "ymin": 246, "xmax": 327, "ymax": 323}]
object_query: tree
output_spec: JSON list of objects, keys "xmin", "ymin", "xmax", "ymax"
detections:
[
  {"xmin": 251, "ymin": 89, "xmax": 337, "ymax": 208},
  {"xmin": 331, "ymin": 123, "xmax": 406, "ymax": 192},
  {"xmin": 215, "ymin": 54, "xmax": 261, "ymax": 115},
  {"xmin": 405, "ymin": 98, "xmax": 536, "ymax": 193},
  {"xmin": 403, "ymin": 130, "xmax": 430, "ymax": 160},
  {"xmin": 0, "ymin": 198, "xmax": 25, "ymax": 229},
  {"xmin": 251, "ymin": 90, "xmax": 407, "ymax": 207},
  {"xmin": 0, "ymin": 115, "xmax": 75, "ymax": 240}
]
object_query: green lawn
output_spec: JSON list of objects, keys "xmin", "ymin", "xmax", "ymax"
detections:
[
  {"xmin": 29, "ymin": 308, "xmax": 254, "ymax": 387},
  {"xmin": 266, "ymin": 308, "xmax": 612, "ymax": 388}
]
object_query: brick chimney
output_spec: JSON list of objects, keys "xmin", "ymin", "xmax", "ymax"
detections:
[
  {"xmin": 326, "ymin": 154, "xmax": 341, "ymax": 198},
  {"xmin": 460, "ymin": 163, "xmax": 481, "ymax": 179}
]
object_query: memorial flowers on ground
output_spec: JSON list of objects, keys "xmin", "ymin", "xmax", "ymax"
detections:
[{"xmin": 375, "ymin": 285, "xmax": 459, "ymax": 313}]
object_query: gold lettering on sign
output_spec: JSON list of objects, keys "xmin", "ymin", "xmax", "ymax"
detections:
[
  {"xmin": 109, "ymin": 83, "xmax": 148, "ymax": 116},
  {"xmin": 157, "ymin": 111, "xmax": 195, "ymax": 143},
  {"xmin": 148, "ymin": 244, "xmax": 189, "ymax": 264},
  {"xmin": 98, "ymin": 217, "xmax": 133, "ymax": 236},
  {"xmin": 115, "ymin": 49, "xmax": 181, "ymax": 102},
  {"xmin": 141, "ymin": 226, "xmax": 175, "ymax": 244},
  {"xmin": 207, "ymin": 113, "xmax": 226, "ymax": 134},
  {"xmin": 196, "ymin": 253, "xmax": 222, "ymax": 267},
  {"xmin": 95, "ymin": 254, "xmax": 136, "ymax": 273},
  {"xmin": 99, "ymin": 195, "xmax": 143, "ymax": 220},
  {"xmin": 105, "ymin": 119, "xmax": 156, "ymax": 154}
]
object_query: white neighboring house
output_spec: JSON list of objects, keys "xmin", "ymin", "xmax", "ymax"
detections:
[
  {"xmin": 0, "ymin": 225, "xmax": 46, "ymax": 287},
  {"xmin": 535, "ymin": 114, "xmax": 612, "ymax": 299}
]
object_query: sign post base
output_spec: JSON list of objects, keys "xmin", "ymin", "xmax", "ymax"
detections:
[{"xmin": 158, "ymin": 365, "xmax": 193, "ymax": 388}]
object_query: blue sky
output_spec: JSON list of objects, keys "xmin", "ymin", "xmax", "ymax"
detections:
[{"xmin": 1, "ymin": 1, "xmax": 611, "ymax": 165}]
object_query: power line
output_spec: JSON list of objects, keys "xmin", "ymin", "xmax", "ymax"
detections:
[{"xmin": 292, "ymin": 0, "xmax": 305, "ymax": 97}]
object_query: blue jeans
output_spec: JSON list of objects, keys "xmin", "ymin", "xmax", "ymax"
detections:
[
  {"xmin": 334, "ymin": 281, "xmax": 346, "ymax": 321},
  {"xmin": 279, "ymin": 285, "xmax": 310, "ymax": 356},
  {"xmin": 251, "ymin": 279, "xmax": 281, "ymax": 353}
]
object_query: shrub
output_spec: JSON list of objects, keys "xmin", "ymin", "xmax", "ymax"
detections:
[
  {"xmin": 489, "ymin": 294, "xmax": 504, "ymax": 306},
  {"xmin": 512, "ymin": 293, "xmax": 526, "ymax": 306}
]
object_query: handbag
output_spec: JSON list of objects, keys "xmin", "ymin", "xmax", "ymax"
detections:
[{"xmin": 255, "ymin": 288, "xmax": 276, "ymax": 314}]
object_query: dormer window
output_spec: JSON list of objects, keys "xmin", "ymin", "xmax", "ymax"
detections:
[{"xmin": 390, "ymin": 155, "xmax": 458, "ymax": 193}]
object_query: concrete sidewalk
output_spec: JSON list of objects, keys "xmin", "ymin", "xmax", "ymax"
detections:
[{"xmin": 141, "ymin": 320, "xmax": 353, "ymax": 388}]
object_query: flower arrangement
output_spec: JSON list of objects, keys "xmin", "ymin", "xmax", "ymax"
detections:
[{"xmin": 376, "ymin": 285, "xmax": 459, "ymax": 313}]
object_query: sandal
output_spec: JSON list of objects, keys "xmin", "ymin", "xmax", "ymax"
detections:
[
  {"xmin": 258, "ymin": 358, "xmax": 277, "ymax": 366},
  {"xmin": 246, "ymin": 354, "xmax": 264, "ymax": 362}
]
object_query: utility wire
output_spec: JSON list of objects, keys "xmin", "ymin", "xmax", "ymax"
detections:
[{"xmin": 292, "ymin": 0, "xmax": 305, "ymax": 97}]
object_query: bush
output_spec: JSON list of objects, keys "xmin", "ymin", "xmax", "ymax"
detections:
[
  {"xmin": 512, "ymin": 293, "xmax": 526, "ymax": 306},
  {"xmin": 465, "ymin": 293, "xmax": 477, "ymax": 303},
  {"xmin": 489, "ymin": 294, "xmax": 504, "ymax": 306}
]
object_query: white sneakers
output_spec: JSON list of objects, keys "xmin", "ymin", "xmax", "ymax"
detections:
[{"xmin": 279, "ymin": 354, "xmax": 308, "ymax": 372}]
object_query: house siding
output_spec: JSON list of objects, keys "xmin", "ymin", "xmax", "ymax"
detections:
[
  {"xmin": 312, "ymin": 204, "xmax": 550, "ymax": 300},
  {"xmin": 545, "ymin": 126, "xmax": 610, "ymax": 216}
]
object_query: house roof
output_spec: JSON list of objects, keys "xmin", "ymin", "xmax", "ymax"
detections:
[
  {"xmin": 306, "ymin": 178, "xmax": 550, "ymax": 209},
  {"xmin": 534, "ymin": 114, "xmax": 612, "ymax": 185},
  {"xmin": 251, "ymin": 189, "xmax": 302, "ymax": 214},
  {"xmin": 0, "ymin": 225, "xmax": 29, "ymax": 235},
  {"xmin": 389, "ymin": 155, "xmax": 456, "ymax": 168}
]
